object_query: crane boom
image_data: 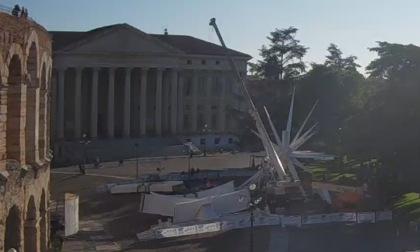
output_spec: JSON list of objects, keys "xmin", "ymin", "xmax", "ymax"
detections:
[{"xmin": 209, "ymin": 18, "xmax": 287, "ymax": 180}]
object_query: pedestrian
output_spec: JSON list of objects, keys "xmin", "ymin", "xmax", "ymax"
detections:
[
  {"xmin": 119, "ymin": 158, "xmax": 124, "ymax": 167},
  {"xmin": 12, "ymin": 5, "xmax": 20, "ymax": 17},
  {"xmin": 78, "ymin": 164, "xmax": 85, "ymax": 175},
  {"xmin": 20, "ymin": 7, "xmax": 25, "ymax": 17},
  {"xmin": 94, "ymin": 156, "xmax": 100, "ymax": 169}
]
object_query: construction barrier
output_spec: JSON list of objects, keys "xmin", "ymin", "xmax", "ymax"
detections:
[{"xmin": 137, "ymin": 210, "xmax": 393, "ymax": 241}]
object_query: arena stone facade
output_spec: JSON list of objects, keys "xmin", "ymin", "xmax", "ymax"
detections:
[{"xmin": 0, "ymin": 12, "xmax": 52, "ymax": 252}]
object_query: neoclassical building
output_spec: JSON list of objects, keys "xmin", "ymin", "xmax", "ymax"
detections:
[
  {"xmin": 0, "ymin": 12, "xmax": 52, "ymax": 252},
  {"xmin": 50, "ymin": 23, "xmax": 250, "ymax": 163}
]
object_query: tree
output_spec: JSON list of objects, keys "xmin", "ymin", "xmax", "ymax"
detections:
[
  {"xmin": 250, "ymin": 27, "xmax": 308, "ymax": 80},
  {"xmin": 325, "ymin": 43, "xmax": 360, "ymax": 71}
]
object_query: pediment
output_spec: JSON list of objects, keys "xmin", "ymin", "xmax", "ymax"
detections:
[{"xmin": 62, "ymin": 24, "xmax": 183, "ymax": 54}]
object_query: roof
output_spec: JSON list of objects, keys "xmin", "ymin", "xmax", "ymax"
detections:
[{"xmin": 49, "ymin": 23, "xmax": 251, "ymax": 58}]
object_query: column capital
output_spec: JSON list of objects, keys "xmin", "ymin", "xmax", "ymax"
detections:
[
  {"xmin": 74, "ymin": 66, "xmax": 84, "ymax": 71},
  {"xmin": 141, "ymin": 67, "xmax": 149, "ymax": 72},
  {"xmin": 156, "ymin": 67, "xmax": 165, "ymax": 72},
  {"xmin": 92, "ymin": 67, "xmax": 101, "ymax": 72}
]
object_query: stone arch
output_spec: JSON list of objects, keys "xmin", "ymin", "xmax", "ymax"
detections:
[
  {"xmin": 25, "ymin": 30, "xmax": 40, "ymax": 85},
  {"xmin": 39, "ymin": 189, "xmax": 48, "ymax": 252},
  {"xmin": 0, "ymin": 51, "xmax": 7, "ymax": 84},
  {"xmin": 4, "ymin": 205, "xmax": 22, "ymax": 252},
  {"xmin": 6, "ymin": 43, "xmax": 25, "ymax": 74},
  {"xmin": 6, "ymin": 53, "xmax": 26, "ymax": 163},
  {"xmin": 25, "ymin": 40, "xmax": 40, "ymax": 165},
  {"xmin": 24, "ymin": 195, "xmax": 38, "ymax": 252},
  {"xmin": 37, "ymin": 62, "xmax": 47, "ymax": 162}
]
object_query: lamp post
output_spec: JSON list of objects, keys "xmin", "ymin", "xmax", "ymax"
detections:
[
  {"xmin": 134, "ymin": 143, "xmax": 139, "ymax": 179},
  {"xmin": 79, "ymin": 133, "xmax": 91, "ymax": 174},
  {"xmin": 248, "ymin": 183, "xmax": 261, "ymax": 252},
  {"xmin": 201, "ymin": 124, "xmax": 211, "ymax": 156}
]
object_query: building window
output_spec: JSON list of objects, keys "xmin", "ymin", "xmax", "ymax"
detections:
[
  {"xmin": 198, "ymin": 76, "xmax": 206, "ymax": 96},
  {"xmin": 185, "ymin": 77, "xmax": 192, "ymax": 96},
  {"xmin": 228, "ymin": 137, "xmax": 233, "ymax": 144},
  {"xmin": 186, "ymin": 138, "xmax": 191, "ymax": 142},
  {"xmin": 183, "ymin": 114, "xmax": 189, "ymax": 129},
  {"xmin": 216, "ymin": 60, "xmax": 220, "ymax": 65},
  {"xmin": 201, "ymin": 60, "xmax": 206, "ymax": 65},
  {"xmin": 200, "ymin": 138, "xmax": 206, "ymax": 145},
  {"xmin": 211, "ymin": 114, "xmax": 217, "ymax": 129},
  {"xmin": 187, "ymin": 59, "xmax": 192, "ymax": 65},
  {"xmin": 214, "ymin": 137, "xmax": 220, "ymax": 145},
  {"xmin": 211, "ymin": 105, "xmax": 218, "ymax": 110}
]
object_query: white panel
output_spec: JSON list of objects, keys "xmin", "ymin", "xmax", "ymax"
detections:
[
  {"xmin": 139, "ymin": 193, "xmax": 197, "ymax": 216},
  {"xmin": 211, "ymin": 188, "xmax": 250, "ymax": 215},
  {"xmin": 174, "ymin": 198, "xmax": 212, "ymax": 223},
  {"xmin": 64, "ymin": 193, "xmax": 79, "ymax": 236},
  {"xmin": 110, "ymin": 181, "xmax": 183, "ymax": 194},
  {"xmin": 196, "ymin": 181, "xmax": 235, "ymax": 198}
]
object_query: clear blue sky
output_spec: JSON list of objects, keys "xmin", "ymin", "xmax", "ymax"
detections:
[{"xmin": 4, "ymin": 0, "xmax": 420, "ymax": 72}]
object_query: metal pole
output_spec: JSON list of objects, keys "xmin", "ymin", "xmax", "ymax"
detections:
[
  {"xmin": 135, "ymin": 144, "xmax": 139, "ymax": 179},
  {"xmin": 250, "ymin": 207, "xmax": 254, "ymax": 252}
]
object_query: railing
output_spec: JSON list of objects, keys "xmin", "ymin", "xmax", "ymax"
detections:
[{"xmin": 0, "ymin": 4, "xmax": 38, "ymax": 24}]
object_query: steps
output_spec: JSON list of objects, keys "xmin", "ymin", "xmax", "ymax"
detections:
[{"xmin": 52, "ymin": 137, "xmax": 184, "ymax": 167}]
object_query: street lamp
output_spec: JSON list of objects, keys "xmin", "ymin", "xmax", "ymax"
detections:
[
  {"xmin": 79, "ymin": 133, "xmax": 91, "ymax": 174},
  {"xmin": 134, "ymin": 143, "xmax": 139, "ymax": 179},
  {"xmin": 201, "ymin": 124, "xmax": 211, "ymax": 156},
  {"xmin": 248, "ymin": 183, "xmax": 262, "ymax": 252}
]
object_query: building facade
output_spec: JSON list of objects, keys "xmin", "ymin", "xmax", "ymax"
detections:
[
  {"xmin": 50, "ymin": 24, "xmax": 250, "ymax": 163},
  {"xmin": 0, "ymin": 12, "xmax": 52, "ymax": 252}
]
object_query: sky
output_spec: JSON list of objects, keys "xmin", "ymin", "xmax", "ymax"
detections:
[{"xmin": 4, "ymin": 0, "xmax": 420, "ymax": 73}]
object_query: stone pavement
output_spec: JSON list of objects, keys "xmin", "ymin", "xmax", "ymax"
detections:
[{"xmin": 62, "ymin": 220, "xmax": 121, "ymax": 252}]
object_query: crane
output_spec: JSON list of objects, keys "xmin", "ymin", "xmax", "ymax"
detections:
[{"xmin": 209, "ymin": 18, "xmax": 306, "ymax": 197}]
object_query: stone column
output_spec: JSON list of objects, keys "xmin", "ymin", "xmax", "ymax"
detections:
[
  {"xmin": 205, "ymin": 70, "xmax": 212, "ymax": 127},
  {"xmin": 162, "ymin": 73, "xmax": 169, "ymax": 132},
  {"xmin": 74, "ymin": 67, "xmax": 82, "ymax": 139},
  {"xmin": 218, "ymin": 73, "xmax": 227, "ymax": 132},
  {"xmin": 51, "ymin": 73, "xmax": 57, "ymax": 140},
  {"xmin": 155, "ymin": 68, "xmax": 163, "ymax": 136},
  {"xmin": 90, "ymin": 67, "xmax": 99, "ymax": 138},
  {"xmin": 57, "ymin": 68, "xmax": 65, "ymax": 139},
  {"xmin": 140, "ymin": 68, "xmax": 148, "ymax": 136},
  {"xmin": 39, "ymin": 88, "xmax": 48, "ymax": 161},
  {"xmin": 177, "ymin": 73, "xmax": 184, "ymax": 133},
  {"xmin": 107, "ymin": 67, "xmax": 115, "ymax": 138},
  {"xmin": 170, "ymin": 68, "xmax": 178, "ymax": 134},
  {"xmin": 26, "ymin": 86, "xmax": 40, "ymax": 164},
  {"xmin": 0, "ymin": 88, "xmax": 6, "ymax": 170},
  {"xmin": 191, "ymin": 70, "xmax": 198, "ymax": 133},
  {"xmin": 123, "ymin": 67, "xmax": 131, "ymax": 138}
]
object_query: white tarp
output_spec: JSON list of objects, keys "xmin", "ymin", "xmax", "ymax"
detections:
[
  {"xmin": 139, "ymin": 193, "xmax": 196, "ymax": 216},
  {"xmin": 111, "ymin": 181, "xmax": 183, "ymax": 194},
  {"xmin": 196, "ymin": 181, "xmax": 234, "ymax": 198},
  {"xmin": 211, "ymin": 188, "xmax": 250, "ymax": 215},
  {"xmin": 64, "ymin": 193, "xmax": 79, "ymax": 236},
  {"xmin": 140, "ymin": 187, "xmax": 250, "ymax": 221},
  {"xmin": 172, "ymin": 189, "xmax": 250, "ymax": 223},
  {"xmin": 174, "ymin": 198, "xmax": 213, "ymax": 223}
]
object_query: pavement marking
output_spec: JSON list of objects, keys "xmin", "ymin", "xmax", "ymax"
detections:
[{"xmin": 51, "ymin": 171, "xmax": 133, "ymax": 180}]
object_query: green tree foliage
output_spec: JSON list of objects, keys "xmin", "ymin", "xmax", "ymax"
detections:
[
  {"xmin": 325, "ymin": 43, "xmax": 360, "ymax": 71},
  {"xmin": 343, "ymin": 42, "xmax": 420, "ymax": 192},
  {"xmin": 250, "ymin": 27, "xmax": 308, "ymax": 80}
]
